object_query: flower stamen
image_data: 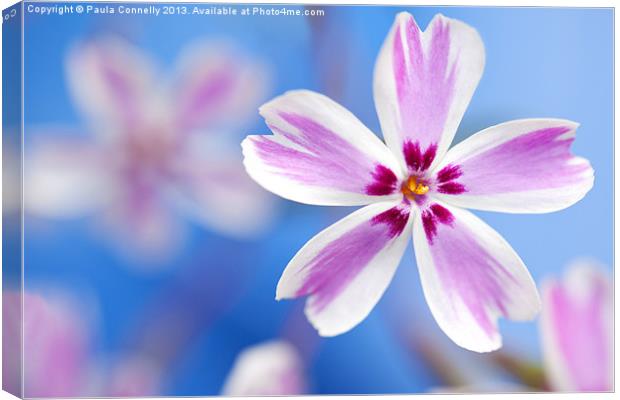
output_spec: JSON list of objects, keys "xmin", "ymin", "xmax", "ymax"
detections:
[{"xmin": 401, "ymin": 176, "xmax": 429, "ymax": 200}]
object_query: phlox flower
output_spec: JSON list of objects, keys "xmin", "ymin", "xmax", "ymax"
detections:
[
  {"xmin": 540, "ymin": 261, "xmax": 612, "ymax": 392},
  {"xmin": 26, "ymin": 37, "xmax": 274, "ymax": 258},
  {"xmin": 242, "ymin": 13, "xmax": 593, "ymax": 352},
  {"xmin": 221, "ymin": 340, "xmax": 306, "ymax": 396}
]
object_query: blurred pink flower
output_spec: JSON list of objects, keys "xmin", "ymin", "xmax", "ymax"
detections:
[
  {"xmin": 105, "ymin": 354, "xmax": 163, "ymax": 397},
  {"xmin": 221, "ymin": 340, "xmax": 306, "ymax": 396},
  {"xmin": 3, "ymin": 290, "xmax": 90, "ymax": 397},
  {"xmin": 26, "ymin": 37, "xmax": 274, "ymax": 259},
  {"xmin": 540, "ymin": 261, "xmax": 613, "ymax": 392}
]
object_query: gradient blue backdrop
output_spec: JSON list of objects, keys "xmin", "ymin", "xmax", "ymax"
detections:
[{"xmin": 20, "ymin": 3, "xmax": 613, "ymax": 395}]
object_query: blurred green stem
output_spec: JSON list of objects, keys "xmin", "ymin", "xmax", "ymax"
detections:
[{"xmin": 490, "ymin": 351, "xmax": 549, "ymax": 391}]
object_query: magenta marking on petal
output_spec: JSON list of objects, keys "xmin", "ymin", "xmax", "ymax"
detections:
[
  {"xmin": 428, "ymin": 18, "xmax": 452, "ymax": 87},
  {"xmin": 421, "ymin": 203, "xmax": 454, "ymax": 243},
  {"xmin": 392, "ymin": 19, "xmax": 413, "ymax": 111},
  {"xmin": 102, "ymin": 64, "xmax": 133, "ymax": 103},
  {"xmin": 404, "ymin": 15, "xmax": 424, "ymax": 70},
  {"xmin": 436, "ymin": 164, "xmax": 463, "ymax": 183},
  {"xmin": 421, "ymin": 209, "xmax": 437, "ymax": 243},
  {"xmin": 97, "ymin": 55, "xmax": 140, "ymax": 122},
  {"xmin": 421, "ymin": 143, "xmax": 438, "ymax": 171},
  {"xmin": 392, "ymin": 15, "xmax": 458, "ymax": 155},
  {"xmin": 437, "ymin": 182, "xmax": 467, "ymax": 195},
  {"xmin": 179, "ymin": 64, "xmax": 236, "ymax": 127},
  {"xmin": 403, "ymin": 140, "xmax": 423, "ymax": 170},
  {"xmin": 403, "ymin": 140, "xmax": 438, "ymax": 172},
  {"xmin": 296, "ymin": 206, "xmax": 409, "ymax": 312},
  {"xmin": 457, "ymin": 126, "xmax": 591, "ymax": 195},
  {"xmin": 371, "ymin": 206, "xmax": 410, "ymax": 238},
  {"xmin": 365, "ymin": 164, "xmax": 398, "ymax": 196},
  {"xmin": 429, "ymin": 204, "xmax": 454, "ymax": 225},
  {"xmin": 253, "ymin": 113, "xmax": 397, "ymax": 195}
]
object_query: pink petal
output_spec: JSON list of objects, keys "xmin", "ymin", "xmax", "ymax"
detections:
[
  {"xmin": 66, "ymin": 37, "xmax": 156, "ymax": 135},
  {"xmin": 434, "ymin": 119, "xmax": 594, "ymax": 213},
  {"xmin": 374, "ymin": 13, "xmax": 485, "ymax": 172},
  {"xmin": 3, "ymin": 291, "xmax": 90, "ymax": 397},
  {"xmin": 243, "ymin": 90, "xmax": 403, "ymax": 206},
  {"xmin": 412, "ymin": 202, "xmax": 540, "ymax": 352},
  {"xmin": 277, "ymin": 201, "xmax": 412, "ymax": 336},
  {"xmin": 540, "ymin": 261, "xmax": 613, "ymax": 392},
  {"xmin": 172, "ymin": 41, "xmax": 269, "ymax": 132}
]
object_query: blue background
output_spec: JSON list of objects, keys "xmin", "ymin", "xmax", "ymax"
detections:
[{"xmin": 20, "ymin": 3, "xmax": 613, "ymax": 395}]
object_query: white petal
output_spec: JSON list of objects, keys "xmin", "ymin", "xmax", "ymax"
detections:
[
  {"xmin": 222, "ymin": 341, "xmax": 306, "ymax": 396},
  {"xmin": 277, "ymin": 201, "xmax": 412, "ymax": 336},
  {"xmin": 433, "ymin": 119, "xmax": 594, "ymax": 213},
  {"xmin": 25, "ymin": 136, "xmax": 111, "ymax": 218},
  {"xmin": 242, "ymin": 90, "xmax": 403, "ymax": 206},
  {"xmin": 412, "ymin": 202, "xmax": 540, "ymax": 352},
  {"xmin": 374, "ymin": 12, "xmax": 485, "ymax": 172}
]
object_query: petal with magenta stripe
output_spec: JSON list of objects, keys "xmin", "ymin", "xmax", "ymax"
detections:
[
  {"xmin": 243, "ymin": 90, "xmax": 402, "ymax": 206},
  {"xmin": 277, "ymin": 201, "xmax": 412, "ymax": 336},
  {"xmin": 374, "ymin": 13, "xmax": 485, "ymax": 172},
  {"xmin": 413, "ymin": 202, "xmax": 540, "ymax": 352}
]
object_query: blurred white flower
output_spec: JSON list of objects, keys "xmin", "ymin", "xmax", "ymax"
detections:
[
  {"xmin": 222, "ymin": 340, "xmax": 306, "ymax": 396},
  {"xmin": 25, "ymin": 37, "xmax": 275, "ymax": 261}
]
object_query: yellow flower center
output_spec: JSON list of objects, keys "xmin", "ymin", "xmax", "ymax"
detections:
[{"xmin": 401, "ymin": 176, "xmax": 429, "ymax": 201}]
